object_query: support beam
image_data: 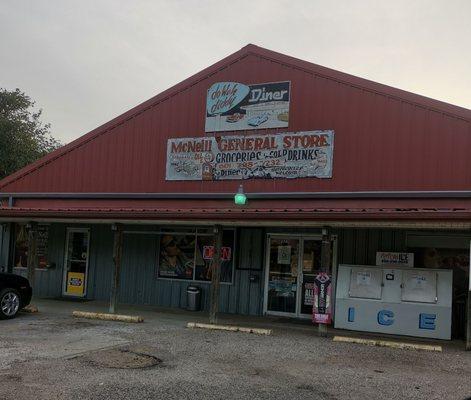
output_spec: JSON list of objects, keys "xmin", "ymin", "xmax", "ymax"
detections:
[
  {"xmin": 109, "ymin": 223, "xmax": 123, "ymax": 314},
  {"xmin": 209, "ymin": 225, "xmax": 223, "ymax": 324},
  {"xmin": 467, "ymin": 240, "xmax": 471, "ymax": 351},
  {"xmin": 466, "ymin": 293, "xmax": 471, "ymax": 351},
  {"xmin": 318, "ymin": 227, "xmax": 331, "ymax": 337},
  {"xmin": 26, "ymin": 222, "xmax": 38, "ymax": 287}
]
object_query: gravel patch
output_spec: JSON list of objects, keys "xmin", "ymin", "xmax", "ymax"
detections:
[{"xmin": 0, "ymin": 307, "xmax": 469, "ymax": 400}]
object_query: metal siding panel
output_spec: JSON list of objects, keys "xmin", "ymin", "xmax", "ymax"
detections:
[
  {"xmin": 366, "ymin": 230, "xmax": 380, "ymax": 265},
  {"xmin": 2, "ymin": 52, "xmax": 470, "ymax": 196},
  {"xmin": 248, "ymin": 229, "xmax": 264, "ymax": 315},
  {"xmin": 120, "ymin": 232, "xmax": 158, "ymax": 305},
  {"xmin": 91, "ymin": 226, "xmax": 114, "ymax": 301},
  {"xmin": 340, "ymin": 228, "xmax": 353, "ymax": 264}
]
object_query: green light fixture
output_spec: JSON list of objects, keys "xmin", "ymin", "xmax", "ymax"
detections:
[{"xmin": 234, "ymin": 184, "xmax": 247, "ymax": 205}]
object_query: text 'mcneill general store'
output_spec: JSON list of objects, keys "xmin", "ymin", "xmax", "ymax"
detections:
[{"xmin": 166, "ymin": 130, "xmax": 334, "ymax": 181}]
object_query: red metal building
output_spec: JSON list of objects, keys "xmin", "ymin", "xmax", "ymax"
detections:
[{"xmin": 0, "ymin": 45, "xmax": 469, "ymax": 344}]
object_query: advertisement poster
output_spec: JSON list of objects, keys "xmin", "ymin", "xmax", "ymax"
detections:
[
  {"xmin": 312, "ymin": 272, "xmax": 332, "ymax": 324},
  {"xmin": 205, "ymin": 81, "xmax": 290, "ymax": 132},
  {"xmin": 268, "ymin": 278, "xmax": 295, "ymax": 297},
  {"xmin": 66, "ymin": 272, "xmax": 85, "ymax": 296},
  {"xmin": 304, "ymin": 282, "xmax": 315, "ymax": 306},
  {"xmin": 166, "ymin": 130, "xmax": 334, "ymax": 181},
  {"xmin": 376, "ymin": 252, "xmax": 414, "ymax": 267}
]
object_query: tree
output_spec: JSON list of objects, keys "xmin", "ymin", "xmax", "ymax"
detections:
[{"xmin": 0, "ymin": 88, "xmax": 62, "ymax": 180}]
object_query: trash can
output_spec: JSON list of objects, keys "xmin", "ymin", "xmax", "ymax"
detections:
[{"xmin": 187, "ymin": 285, "xmax": 201, "ymax": 311}]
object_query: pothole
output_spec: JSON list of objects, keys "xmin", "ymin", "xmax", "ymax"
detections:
[{"xmin": 80, "ymin": 347, "xmax": 162, "ymax": 369}]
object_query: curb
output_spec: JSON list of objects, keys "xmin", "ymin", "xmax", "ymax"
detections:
[
  {"xmin": 332, "ymin": 335, "xmax": 442, "ymax": 352},
  {"xmin": 72, "ymin": 311, "xmax": 144, "ymax": 323},
  {"xmin": 187, "ymin": 322, "xmax": 272, "ymax": 335}
]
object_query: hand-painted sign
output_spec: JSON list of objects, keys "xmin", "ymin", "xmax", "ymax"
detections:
[
  {"xmin": 313, "ymin": 272, "xmax": 332, "ymax": 324},
  {"xmin": 166, "ymin": 130, "xmax": 334, "ymax": 181},
  {"xmin": 205, "ymin": 81, "xmax": 290, "ymax": 132}
]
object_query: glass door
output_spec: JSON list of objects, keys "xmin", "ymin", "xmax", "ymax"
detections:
[
  {"xmin": 299, "ymin": 238, "xmax": 323, "ymax": 317},
  {"xmin": 265, "ymin": 235, "xmax": 333, "ymax": 318},
  {"xmin": 62, "ymin": 228, "xmax": 90, "ymax": 297},
  {"xmin": 266, "ymin": 237, "xmax": 300, "ymax": 316}
]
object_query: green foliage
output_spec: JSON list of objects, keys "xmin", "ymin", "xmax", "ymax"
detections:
[{"xmin": 0, "ymin": 88, "xmax": 62, "ymax": 180}]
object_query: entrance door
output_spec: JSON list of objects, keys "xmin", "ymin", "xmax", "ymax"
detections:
[
  {"xmin": 62, "ymin": 228, "xmax": 90, "ymax": 297},
  {"xmin": 265, "ymin": 235, "xmax": 332, "ymax": 318},
  {"xmin": 265, "ymin": 237, "xmax": 300, "ymax": 316}
]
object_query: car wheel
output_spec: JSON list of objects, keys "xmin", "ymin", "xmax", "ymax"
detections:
[{"xmin": 0, "ymin": 288, "xmax": 21, "ymax": 319}]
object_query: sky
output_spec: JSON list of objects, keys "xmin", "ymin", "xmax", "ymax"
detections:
[{"xmin": 1, "ymin": 0, "xmax": 470, "ymax": 144}]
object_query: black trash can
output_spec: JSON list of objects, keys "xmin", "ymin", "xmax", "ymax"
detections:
[{"xmin": 187, "ymin": 285, "xmax": 201, "ymax": 311}]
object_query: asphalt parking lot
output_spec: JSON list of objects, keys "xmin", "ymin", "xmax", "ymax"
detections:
[{"xmin": 0, "ymin": 300, "xmax": 470, "ymax": 400}]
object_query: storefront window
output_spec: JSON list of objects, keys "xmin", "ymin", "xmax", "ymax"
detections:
[
  {"xmin": 13, "ymin": 223, "xmax": 50, "ymax": 269},
  {"xmin": 158, "ymin": 228, "xmax": 235, "ymax": 283}
]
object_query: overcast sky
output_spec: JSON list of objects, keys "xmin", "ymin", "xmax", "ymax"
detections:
[{"xmin": 1, "ymin": 0, "xmax": 470, "ymax": 144}]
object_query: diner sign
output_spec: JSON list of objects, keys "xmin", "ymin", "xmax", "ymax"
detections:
[
  {"xmin": 166, "ymin": 130, "xmax": 334, "ymax": 181},
  {"xmin": 205, "ymin": 81, "xmax": 290, "ymax": 132}
]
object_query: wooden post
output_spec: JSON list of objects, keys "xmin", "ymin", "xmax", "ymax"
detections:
[
  {"xmin": 209, "ymin": 225, "xmax": 223, "ymax": 324},
  {"xmin": 466, "ymin": 241, "xmax": 471, "ymax": 351},
  {"xmin": 26, "ymin": 222, "xmax": 38, "ymax": 287},
  {"xmin": 318, "ymin": 227, "xmax": 331, "ymax": 337},
  {"xmin": 466, "ymin": 293, "xmax": 471, "ymax": 351},
  {"xmin": 109, "ymin": 224, "xmax": 123, "ymax": 314}
]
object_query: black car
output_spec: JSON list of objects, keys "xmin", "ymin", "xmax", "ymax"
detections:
[{"xmin": 0, "ymin": 273, "xmax": 33, "ymax": 319}]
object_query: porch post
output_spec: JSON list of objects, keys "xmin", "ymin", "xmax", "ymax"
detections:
[
  {"xmin": 26, "ymin": 222, "xmax": 38, "ymax": 287},
  {"xmin": 466, "ymin": 242, "xmax": 471, "ymax": 350},
  {"xmin": 466, "ymin": 239, "xmax": 471, "ymax": 351},
  {"xmin": 466, "ymin": 294, "xmax": 471, "ymax": 351},
  {"xmin": 318, "ymin": 227, "xmax": 331, "ymax": 337},
  {"xmin": 109, "ymin": 223, "xmax": 123, "ymax": 314},
  {"xmin": 209, "ymin": 225, "xmax": 223, "ymax": 324}
]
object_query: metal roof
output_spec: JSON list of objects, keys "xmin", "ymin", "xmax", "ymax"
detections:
[
  {"xmin": 2, "ymin": 198, "xmax": 471, "ymax": 223},
  {"xmin": 0, "ymin": 44, "xmax": 470, "ymax": 221}
]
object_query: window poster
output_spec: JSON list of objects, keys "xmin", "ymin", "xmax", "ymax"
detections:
[
  {"xmin": 158, "ymin": 234, "xmax": 195, "ymax": 280},
  {"xmin": 277, "ymin": 245, "xmax": 292, "ymax": 265}
]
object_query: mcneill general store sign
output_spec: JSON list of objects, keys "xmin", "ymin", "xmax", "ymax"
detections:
[{"xmin": 166, "ymin": 130, "xmax": 334, "ymax": 181}]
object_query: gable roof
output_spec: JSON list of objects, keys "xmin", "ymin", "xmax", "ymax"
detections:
[{"xmin": 1, "ymin": 43, "xmax": 470, "ymax": 192}]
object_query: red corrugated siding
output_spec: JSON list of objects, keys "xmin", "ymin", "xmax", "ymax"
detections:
[{"xmin": 1, "ymin": 46, "xmax": 470, "ymax": 194}]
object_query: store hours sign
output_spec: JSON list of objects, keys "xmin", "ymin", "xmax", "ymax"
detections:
[{"xmin": 166, "ymin": 130, "xmax": 334, "ymax": 181}]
